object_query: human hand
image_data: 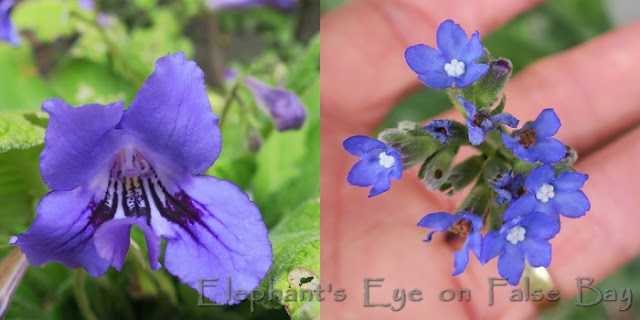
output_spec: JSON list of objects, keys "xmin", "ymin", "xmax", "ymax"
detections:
[{"xmin": 320, "ymin": 0, "xmax": 640, "ymax": 318}]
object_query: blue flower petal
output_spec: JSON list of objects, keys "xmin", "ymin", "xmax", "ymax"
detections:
[
  {"xmin": 347, "ymin": 158, "xmax": 380, "ymax": 187},
  {"xmin": 121, "ymin": 52, "xmax": 222, "ymax": 175},
  {"xmin": 501, "ymin": 132, "xmax": 520, "ymax": 149},
  {"xmin": 93, "ymin": 217, "xmax": 161, "ymax": 271},
  {"xmin": 458, "ymin": 96, "xmax": 477, "ymax": 118},
  {"xmin": 12, "ymin": 188, "xmax": 112, "ymax": 277},
  {"xmin": 436, "ymin": 19, "xmax": 468, "ymax": 60},
  {"xmin": 554, "ymin": 172, "xmax": 589, "ymax": 192},
  {"xmin": 404, "ymin": 44, "xmax": 446, "ymax": 74},
  {"xmin": 40, "ymin": 99, "xmax": 124, "ymax": 190},
  {"xmin": 466, "ymin": 230, "xmax": 482, "ymax": 260},
  {"xmin": 455, "ymin": 63, "xmax": 489, "ymax": 88},
  {"xmin": 480, "ymin": 231, "xmax": 504, "ymax": 264},
  {"xmin": 524, "ymin": 164, "xmax": 555, "ymax": 192},
  {"xmin": 466, "ymin": 119, "xmax": 486, "ymax": 145},
  {"xmin": 390, "ymin": 151, "xmax": 403, "ymax": 180},
  {"xmin": 244, "ymin": 76, "xmax": 306, "ymax": 131},
  {"xmin": 452, "ymin": 247, "xmax": 470, "ymax": 276},
  {"xmin": 521, "ymin": 211, "xmax": 560, "ymax": 239},
  {"xmin": 521, "ymin": 237, "xmax": 551, "ymax": 268},
  {"xmin": 529, "ymin": 138, "xmax": 566, "ymax": 164},
  {"xmin": 0, "ymin": 0, "xmax": 19, "ymax": 46},
  {"xmin": 342, "ymin": 135, "xmax": 387, "ymax": 157},
  {"xmin": 498, "ymin": 245, "xmax": 525, "ymax": 285},
  {"xmin": 492, "ymin": 113, "xmax": 519, "ymax": 128},
  {"xmin": 417, "ymin": 73, "xmax": 453, "ymax": 89},
  {"xmin": 457, "ymin": 31, "xmax": 484, "ymax": 63},
  {"xmin": 459, "ymin": 212, "xmax": 483, "ymax": 230},
  {"xmin": 503, "ymin": 194, "xmax": 537, "ymax": 221},
  {"xmin": 531, "ymin": 109, "xmax": 561, "ymax": 139},
  {"xmin": 163, "ymin": 176, "xmax": 272, "ymax": 305},
  {"xmin": 368, "ymin": 172, "xmax": 392, "ymax": 197},
  {"xmin": 551, "ymin": 190, "xmax": 590, "ymax": 218},
  {"xmin": 417, "ymin": 212, "xmax": 458, "ymax": 231}
]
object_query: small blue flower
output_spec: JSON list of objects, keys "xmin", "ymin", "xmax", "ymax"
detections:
[
  {"xmin": 492, "ymin": 170, "xmax": 525, "ymax": 205},
  {"xmin": 481, "ymin": 211, "xmax": 560, "ymax": 285},
  {"xmin": 78, "ymin": 0, "xmax": 95, "ymax": 10},
  {"xmin": 417, "ymin": 212, "xmax": 483, "ymax": 275},
  {"xmin": 405, "ymin": 19, "xmax": 489, "ymax": 89},
  {"xmin": 10, "ymin": 52, "xmax": 273, "ymax": 305},
  {"xmin": 1, "ymin": 0, "xmax": 19, "ymax": 46},
  {"xmin": 343, "ymin": 136, "xmax": 402, "ymax": 197},
  {"xmin": 503, "ymin": 164, "xmax": 590, "ymax": 221},
  {"xmin": 423, "ymin": 120, "xmax": 452, "ymax": 144},
  {"xmin": 458, "ymin": 96, "xmax": 519, "ymax": 145},
  {"xmin": 206, "ymin": 0, "xmax": 296, "ymax": 10},
  {"xmin": 501, "ymin": 109, "xmax": 566, "ymax": 163}
]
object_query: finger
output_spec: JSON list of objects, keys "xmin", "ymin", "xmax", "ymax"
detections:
[
  {"xmin": 547, "ymin": 125, "xmax": 640, "ymax": 296},
  {"xmin": 321, "ymin": 0, "xmax": 544, "ymax": 129}
]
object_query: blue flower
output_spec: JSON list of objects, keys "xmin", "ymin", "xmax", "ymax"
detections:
[
  {"xmin": 343, "ymin": 136, "xmax": 402, "ymax": 197},
  {"xmin": 405, "ymin": 19, "xmax": 489, "ymax": 89},
  {"xmin": 492, "ymin": 170, "xmax": 525, "ymax": 205},
  {"xmin": 417, "ymin": 212, "xmax": 483, "ymax": 275},
  {"xmin": 501, "ymin": 109, "xmax": 566, "ymax": 163},
  {"xmin": 10, "ymin": 53, "xmax": 273, "ymax": 305},
  {"xmin": 206, "ymin": 0, "xmax": 296, "ymax": 10},
  {"xmin": 458, "ymin": 96, "xmax": 519, "ymax": 145},
  {"xmin": 78, "ymin": 0, "xmax": 95, "ymax": 10},
  {"xmin": 480, "ymin": 211, "xmax": 560, "ymax": 285},
  {"xmin": 503, "ymin": 164, "xmax": 590, "ymax": 221},
  {"xmin": 423, "ymin": 120, "xmax": 452, "ymax": 144},
  {"xmin": 1, "ymin": 0, "xmax": 19, "ymax": 46}
]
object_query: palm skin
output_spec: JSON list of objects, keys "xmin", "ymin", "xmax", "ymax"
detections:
[{"xmin": 320, "ymin": 0, "xmax": 640, "ymax": 319}]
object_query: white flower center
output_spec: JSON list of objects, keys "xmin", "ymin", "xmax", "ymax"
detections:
[
  {"xmin": 535, "ymin": 183, "xmax": 555, "ymax": 203},
  {"xmin": 444, "ymin": 59, "xmax": 465, "ymax": 77},
  {"xmin": 378, "ymin": 152, "xmax": 395, "ymax": 168},
  {"xmin": 506, "ymin": 226, "xmax": 526, "ymax": 245}
]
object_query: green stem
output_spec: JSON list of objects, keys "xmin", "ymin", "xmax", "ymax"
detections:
[
  {"xmin": 73, "ymin": 270, "xmax": 98, "ymax": 320},
  {"xmin": 218, "ymin": 80, "xmax": 241, "ymax": 129}
]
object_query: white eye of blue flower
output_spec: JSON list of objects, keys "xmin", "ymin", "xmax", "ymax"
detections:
[
  {"xmin": 535, "ymin": 183, "xmax": 555, "ymax": 203},
  {"xmin": 378, "ymin": 152, "xmax": 395, "ymax": 168},
  {"xmin": 506, "ymin": 226, "xmax": 526, "ymax": 245},
  {"xmin": 444, "ymin": 59, "xmax": 465, "ymax": 77}
]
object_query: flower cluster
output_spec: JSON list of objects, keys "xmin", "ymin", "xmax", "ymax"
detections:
[{"xmin": 342, "ymin": 19, "xmax": 590, "ymax": 285}]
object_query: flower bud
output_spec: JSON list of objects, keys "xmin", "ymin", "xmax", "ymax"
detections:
[
  {"xmin": 440, "ymin": 155, "xmax": 486, "ymax": 196},
  {"xmin": 378, "ymin": 123, "xmax": 440, "ymax": 169},
  {"xmin": 418, "ymin": 145, "xmax": 458, "ymax": 190}
]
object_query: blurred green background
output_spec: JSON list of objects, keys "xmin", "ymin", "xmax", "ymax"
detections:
[
  {"xmin": 0, "ymin": 0, "xmax": 319, "ymax": 319},
  {"xmin": 322, "ymin": 0, "xmax": 640, "ymax": 319}
]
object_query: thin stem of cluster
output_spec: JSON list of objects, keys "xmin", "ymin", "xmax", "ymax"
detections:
[{"xmin": 73, "ymin": 270, "xmax": 98, "ymax": 320}]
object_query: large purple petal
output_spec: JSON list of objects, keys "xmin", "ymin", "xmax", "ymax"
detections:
[
  {"xmin": 497, "ymin": 245, "xmax": 524, "ymax": 285},
  {"xmin": 528, "ymin": 138, "xmax": 566, "ymax": 164},
  {"xmin": 551, "ymin": 190, "xmax": 590, "ymax": 218},
  {"xmin": 404, "ymin": 44, "xmax": 446, "ymax": 74},
  {"xmin": 524, "ymin": 164, "xmax": 555, "ymax": 192},
  {"xmin": 163, "ymin": 176, "xmax": 272, "ymax": 305},
  {"xmin": 455, "ymin": 63, "xmax": 489, "ymax": 88},
  {"xmin": 531, "ymin": 109, "xmax": 561, "ymax": 139},
  {"xmin": 554, "ymin": 172, "xmax": 588, "ymax": 192},
  {"xmin": 0, "ymin": 0, "xmax": 19, "ymax": 46},
  {"xmin": 93, "ymin": 218, "xmax": 161, "ymax": 270},
  {"xmin": 521, "ymin": 237, "xmax": 551, "ymax": 268},
  {"xmin": 436, "ymin": 19, "xmax": 467, "ymax": 60},
  {"xmin": 244, "ymin": 76, "xmax": 306, "ymax": 131},
  {"xmin": 121, "ymin": 52, "xmax": 221, "ymax": 175},
  {"xmin": 342, "ymin": 136, "xmax": 386, "ymax": 157},
  {"xmin": 11, "ymin": 188, "xmax": 112, "ymax": 277},
  {"xmin": 40, "ymin": 99, "xmax": 124, "ymax": 190}
]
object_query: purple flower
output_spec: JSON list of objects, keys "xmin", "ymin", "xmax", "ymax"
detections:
[
  {"xmin": 206, "ymin": 0, "xmax": 296, "ymax": 10},
  {"xmin": 343, "ymin": 136, "xmax": 402, "ymax": 197},
  {"xmin": 423, "ymin": 120, "xmax": 452, "ymax": 144},
  {"xmin": 244, "ymin": 76, "xmax": 306, "ymax": 131},
  {"xmin": 481, "ymin": 211, "xmax": 560, "ymax": 285},
  {"xmin": 458, "ymin": 96, "xmax": 519, "ymax": 145},
  {"xmin": 1, "ymin": 0, "xmax": 19, "ymax": 46},
  {"xmin": 417, "ymin": 212, "xmax": 482, "ymax": 275},
  {"xmin": 492, "ymin": 170, "xmax": 525, "ymax": 205},
  {"xmin": 9, "ymin": 52, "xmax": 273, "ymax": 305},
  {"xmin": 78, "ymin": 0, "xmax": 95, "ymax": 10},
  {"xmin": 501, "ymin": 109, "xmax": 566, "ymax": 163},
  {"xmin": 405, "ymin": 19, "xmax": 489, "ymax": 89},
  {"xmin": 503, "ymin": 164, "xmax": 590, "ymax": 221}
]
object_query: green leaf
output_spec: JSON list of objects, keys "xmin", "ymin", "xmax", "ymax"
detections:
[
  {"xmin": 286, "ymin": 34, "xmax": 319, "ymax": 94},
  {"xmin": 0, "ymin": 112, "xmax": 46, "ymax": 153},
  {"xmin": 442, "ymin": 155, "xmax": 486, "ymax": 196},
  {"xmin": 12, "ymin": 0, "xmax": 75, "ymax": 42},
  {"xmin": 50, "ymin": 59, "xmax": 137, "ymax": 106},
  {"xmin": 258, "ymin": 199, "xmax": 319, "ymax": 320},
  {"xmin": 0, "ymin": 46, "xmax": 57, "ymax": 111}
]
